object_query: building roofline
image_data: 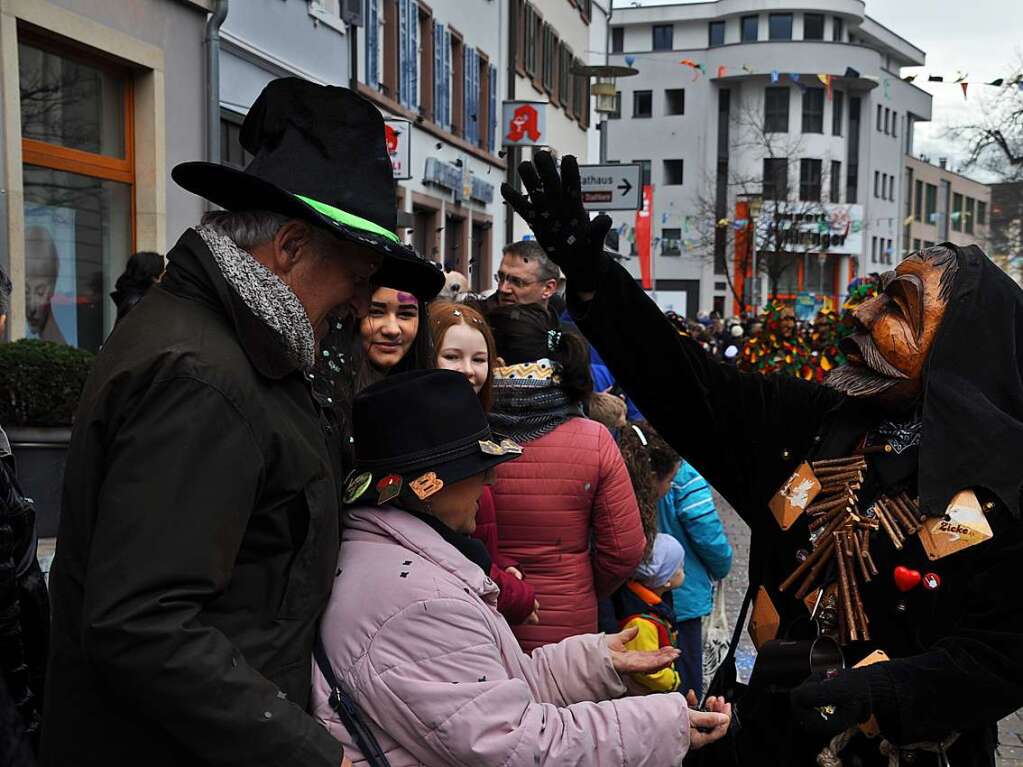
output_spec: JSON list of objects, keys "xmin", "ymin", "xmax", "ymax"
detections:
[{"xmin": 905, "ymin": 155, "xmax": 993, "ymax": 189}]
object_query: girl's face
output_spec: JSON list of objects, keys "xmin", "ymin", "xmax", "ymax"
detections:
[
  {"xmin": 436, "ymin": 322, "xmax": 490, "ymax": 395},
  {"xmin": 360, "ymin": 287, "xmax": 419, "ymax": 371},
  {"xmin": 655, "ymin": 462, "xmax": 681, "ymax": 500}
]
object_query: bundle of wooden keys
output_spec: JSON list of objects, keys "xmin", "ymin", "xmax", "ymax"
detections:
[{"xmin": 777, "ymin": 455, "xmax": 926, "ymax": 644}]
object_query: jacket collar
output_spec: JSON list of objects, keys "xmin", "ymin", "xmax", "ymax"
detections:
[
  {"xmin": 626, "ymin": 580, "xmax": 663, "ymax": 607},
  {"xmin": 343, "ymin": 506, "xmax": 499, "ymax": 604},
  {"xmin": 160, "ymin": 228, "xmax": 301, "ymax": 380}
]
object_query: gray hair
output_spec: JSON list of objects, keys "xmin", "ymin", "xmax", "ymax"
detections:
[
  {"xmin": 200, "ymin": 210, "xmax": 292, "ymax": 250},
  {"xmin": 503, "ymin": 240, "xmax": 561, "ymax": 282},
  {"xmin": 0, "ymin": 263, "xmax": 11, "ymax": 317}
]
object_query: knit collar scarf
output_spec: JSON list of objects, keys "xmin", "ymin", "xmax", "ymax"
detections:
[
  {"xmin": 195, "ymin": 225, "xmax": 316, "ymax": 370},
  {"xmin": 488, "ymin": 358, "xmax": 582, "ymax": 443}
]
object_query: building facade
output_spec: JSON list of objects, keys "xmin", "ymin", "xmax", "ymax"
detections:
[
  {"xmin": 0, "ymin": 0, "xmax": 209, "ymax": 348},
  {"xmin": 990, "ymin": 181, "xmax": 1023, "ymax": 287},
  {"xmin": 903, "ymin": 155, "xmax": 991, "ymax": 259},
  {"xmin": 604, "ymin": 0, "xmax": 932, "ymax": 317}
]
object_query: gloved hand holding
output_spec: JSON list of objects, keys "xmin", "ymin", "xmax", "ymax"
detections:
[
  {"xmin": 501, "ymin": 150, "xmax": 613, "ymax": 295},
  {"xmin": 790, "ymin": 669, "xmax": 874, "ymax": 742}
]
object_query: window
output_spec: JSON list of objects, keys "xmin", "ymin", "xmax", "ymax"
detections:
[
  {"xmin": 418, "ymin": 7, "xmax": 434, "ymax": 121},
  {"xmin": 925, "ymin": 184, "xmax": 937, "ymax": 222},
  {"xmin": 924, "ymin": 240, "xmax": 935, "ymax": 249},
  {"xmin": 830, "ymin": 160, "xmax": 841, "ymax": 203},
  {"xmin": 803, "ymin": 13, "xmax": 824, "ymax": 40},
  {"xmin": 768, "ymin": 13, "xmax": 793, "ymax": 40},
  {"xmin": 888, "ymin": 175, "xmax": 894, "ymax": 200},
  {"xmin": 608, "ymin": 91, "xmax": 621, "ymax": 119},
  {"xmin": 952, "ymin": 192, "xmax": 963, "ymax": 231},
  {"xmin": 463, "ymin": 47, "xmax": 483, "ymax": 146},
  {"xmin": 432, "ymin": 21, "xmax": 452, "ymax": 130},
  {"xmin": 832, "ymin": 90, "xmax": 844, "ymax": 135},
  {"xmin": 965, "ymin": 197, "xmax": 975, "ymax": 234},
  {"xmin": 663, "ymin": 159, "xmax": 684, "ymax": 185},
  {"xmin": 884, "ymin": 107, "xmax": 890, "ymax": 135},
  {"xmin": 558, "ymin": 41, "xmax": 572, "ymax": 108},
  {"xmin": 665, "ymin": 88, "xmax": 685, "ymax": 115},
  {"xmin": 19, "ymin": 37, "xmax": 134, "ymax": 351},
  {"xmin": 708, "ymin": 21, "xmax": 724, "ymax": 47},
  {"xmin": 874, "ymin": 171, "xmax": 880, "ymax": 198},
  {"xmin": 800, "ymin": 158, "xmax": 822, "ymax": 201},
  {"xmin": 763, "ymin": 157, "xmax": 789, "ymax": 199},
  {"xmin": 847, "ymin": 96, "xmax": 860, "ymax": 202},
  {"xmin": 523, "ymin": 3, "xmax": 539, "ymax": 77},
  {"xmin": 871, "ymin": 236, "xmax": 878, "ymax": 263},
  {"xmin": 886, "ymin": 239, "xmax": 893, "ymax": 264},
  {"xmin": 892, "ymin": 111, "xmax": 897, "ymax": 138},
  {"xmin": 220, "ymin": 110, "xmax": 252, "ymax": 169},
  {"xmin": 396, "ymin": 0, "xmax": 420, "ymax": 110},
  {"xmin": 764, "ymin": 87, "xmax": 789, "ymax": 132},
  {"xmin": 542, "ymin": 24, "xmax": 556, "ymax": 93},
  {"xmin": 832, "ymin": 16, "xmax": 844, "ymax": 41},
  {"xmin": 978, "ymin": 200, "xmax": 987, "ymax": 225},
  {"xmin": 611, "ymin": 26, "xmax": 624, "ymax": 53},
  {"xmin": 653, "ymin": 24, "xmax": 673, "ymax": 51},
  {"xmin": 741, "ymin": 15, "xmax": 758, "ymax": 42},
  {"xmin": 633, "ymin": 90, "xmax": 652, "ymax": 117},
  {"xmin": 802, "ymin": 87, "xmax": 824, "ymax": 133},
  {"xmin": 876, "ymin": 104, "xmax": 883, "ymax": 131},
  {"xmin": 450, "ymin": 34, "xmax": 464, "ymax": 136},
  {"xmin": 913, "ymin": 238, "xmax": 921, "ymax": 252},
  {"xmin": 662, "ymin": 228, "xmax": 682, "ymax": 256},
  {"xmin": 634, "ymin": 159, "xmax": 652, "ymax": 187},
  {"xmin": 914, "ymin": 179, "xmax": 923, "ymax": 220}
]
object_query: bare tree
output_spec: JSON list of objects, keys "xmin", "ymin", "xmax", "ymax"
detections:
[
  {"xmin": 948, "ymin": 55, "xmax": 1023, "ymax": 182},
  {"xmin": 689, "ymin": 94, "xmax": 836, "ymax": 313}
]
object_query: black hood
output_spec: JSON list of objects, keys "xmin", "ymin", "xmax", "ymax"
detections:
[{"xmin": 919, "ymin": 243, "xmax": 1023, "ymax": 518}]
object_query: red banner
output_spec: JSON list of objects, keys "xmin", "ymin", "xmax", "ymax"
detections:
[{"xmin": 635, "ymin": 185, "xmax": 653, "ymax": 289}]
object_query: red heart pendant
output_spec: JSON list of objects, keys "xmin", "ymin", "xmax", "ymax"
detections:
[{"xmin": 894, "ymin": 566, "xmax": 922, "ymax": 592}]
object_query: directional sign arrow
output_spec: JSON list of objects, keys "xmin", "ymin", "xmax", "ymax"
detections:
[{"xmin": 617, "ymin": 178, "xmax": 632, "ymax": 195}]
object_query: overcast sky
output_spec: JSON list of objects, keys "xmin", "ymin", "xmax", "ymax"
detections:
[{"xmin": 612, "ymin": 0, "xmax": 1023, "ymax": 181}]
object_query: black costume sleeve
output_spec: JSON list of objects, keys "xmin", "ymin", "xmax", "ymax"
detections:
[
  {"xmin": 80, "ymin": 377, "xmax": 342, "ymax": 767},
  {"xmin": 859, "ymin": 515, "xmax": 1023, "ymax": 745},
  {"xmin": 569, "ymin": 260, "xmax": 843, "ymax": 524}
]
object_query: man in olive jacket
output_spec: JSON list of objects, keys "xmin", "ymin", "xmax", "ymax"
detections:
[{"xmin": 41, "ymin": 80, "xmax": 443, "ymax": 767}]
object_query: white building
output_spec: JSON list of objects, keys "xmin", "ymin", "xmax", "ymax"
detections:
[{"xmin": 604, "ymin": 0, "xmax": 932, "ymax": 316}]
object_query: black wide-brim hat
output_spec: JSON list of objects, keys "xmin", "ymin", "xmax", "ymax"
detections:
[
  {"xmin": 344, "ymin": 369, "xmax": 523, "ymax": 506},
  {"xmin": 173, "ymin": 77, "xmax": 444, "ymax": 300}
]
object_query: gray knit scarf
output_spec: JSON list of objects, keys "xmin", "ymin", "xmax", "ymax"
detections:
[
  {"xmin": 489, "ymin": 359, "xmax": 582, "ymax": 443},
  {"xmin": 195, "ymin": 225, "xmax": 316, "ymax": 370}
]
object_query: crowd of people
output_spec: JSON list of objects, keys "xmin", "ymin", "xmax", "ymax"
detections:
[{"xmin": 2, "ymin": 77, "xmax": 1021, "ymax": 767}]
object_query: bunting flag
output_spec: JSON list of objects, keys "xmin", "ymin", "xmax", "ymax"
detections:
[
  {"xmin": 903, "ymin": 215, "xmax": 914, "ymax": 226},
  {"xmin": 817, "ymin": 73, "xmax": 833, "ymax": 100},
  {"xmin": 679, "ymin": 59, "xmax": 703, "ymax": 81},
  {"xmin": 733, "ymin": 219, "xmax": 748, "ymax": 230},
  {"xmin": 624, "ymin": 55, "xmax": 636, "ymax": 67},
  {"xmin": 987, "ymin": 78, "xmax": 1004, "ymax": 86},
  {"xmin": 928, "ymin": 75, "xmax": 944, "ymax": 82},
  {"xmin": 771, "ymin": 70, "xmax": 780, "ymax": 83},
  {"xmin": 954, "ymin": 71, "xmax": 968, "ymax": 83},
  {"xmin": 742, "ymin": 64, "xmax": 755, "ymax": 74},
  {"xmin": 716, "ymin": 218, "xmax": 730, "ymax": 228},
  {"xmin": 903, "ymin": 74, "xmax": 917, "ymax": 82},
  {"xmin": 961, "ymin": 82, "xmax": 969, "ymax": 99},
  {"xmin": 718, "ymin": 65, "xmax": 727, "ymax": 78},
  {"xmin": 844, "ymin": 66, "xmax": 860, "ymax": 78}
]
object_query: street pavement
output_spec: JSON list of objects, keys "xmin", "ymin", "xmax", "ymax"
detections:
[{"xmin": 714, "ymin": 491, "xmax": 1023, "ymax": 765}]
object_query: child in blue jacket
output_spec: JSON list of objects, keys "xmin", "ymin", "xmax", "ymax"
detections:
[{"xmin": 656, "ymin": 460, "xmax": 733, "ymax": 695}]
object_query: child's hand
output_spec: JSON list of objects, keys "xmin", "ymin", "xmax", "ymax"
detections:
[{"xmin": 685, "ymin": 690, "xmax": 732, "ymax": 749}]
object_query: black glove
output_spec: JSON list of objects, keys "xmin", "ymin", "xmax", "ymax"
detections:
[
  {"xmin": 790, "ymin": 669, "xmax": 873, "ymax": 742},
  {"xmin": 500, "ymin": 151, "xmax": 613, "ymax": 295}
]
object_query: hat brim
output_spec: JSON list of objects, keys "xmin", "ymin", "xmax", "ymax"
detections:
[{"xmin": 172, "ymin": 161, "xmax": 445, "ymax": 300}]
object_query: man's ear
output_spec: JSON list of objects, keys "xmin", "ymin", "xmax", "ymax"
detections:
[
  {"xmin": 272, "ymin": 220, "xmax": 313, "ymax": 274},
  {"xmin": 541, "ymin": 279, "xmax": 558, "ymax": 299}
]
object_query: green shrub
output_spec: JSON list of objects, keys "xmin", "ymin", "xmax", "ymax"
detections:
[{"xmin": 0, "ymin": 339, "xmax": 94, "ymax": 427}]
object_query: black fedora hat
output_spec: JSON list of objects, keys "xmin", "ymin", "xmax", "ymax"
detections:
[
  {"xmin": 172, "ymin": 77, "xmax": 444, "ymax": 300},
  {"xmin": 344, "ymin": 369, "xmax": 523, "ymax": 506}
]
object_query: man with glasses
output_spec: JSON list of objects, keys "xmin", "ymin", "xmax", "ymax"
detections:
[{"xmin": 493, "ymin": 240, "xmax": 561, "ymax": 307}]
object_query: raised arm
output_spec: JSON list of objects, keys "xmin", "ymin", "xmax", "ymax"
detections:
[{"xmin": 503, "ymin": 151, "xmax": 843, "ymax": 519}]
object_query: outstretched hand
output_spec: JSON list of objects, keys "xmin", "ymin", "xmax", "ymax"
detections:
[
  {"xmin": 604, "ymin": 625, "xmax": 681, "ymax": 674},
  {"xmin": 790, "ymin": 669, "xmax": 873, "ymax": 742},
  {"xmin": 501, "ymin": 151, "xmax": 613, "ymax": 295}
]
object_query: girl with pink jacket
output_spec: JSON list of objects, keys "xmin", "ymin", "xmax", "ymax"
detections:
[{"xmin": 312, "ymin": 370, "xmax": 729, "ymax": 766}]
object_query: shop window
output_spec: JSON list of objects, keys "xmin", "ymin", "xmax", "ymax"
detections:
[{"xmin": 19, "ymin": 36, "xmax": 134, "ymax": 351}]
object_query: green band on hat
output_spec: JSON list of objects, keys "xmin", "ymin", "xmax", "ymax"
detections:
[{"xmin": 294, "ymin": 194, "xmax": 400, "ymax": 243}]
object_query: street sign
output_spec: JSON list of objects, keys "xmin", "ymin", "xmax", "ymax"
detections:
[
  {"xmin": 578, "ymin": 163, "xmax": 642, "ymax": 210},
  {"xmin": 384, "ymin": 118, "xmax": 412, "ymax": 180}
]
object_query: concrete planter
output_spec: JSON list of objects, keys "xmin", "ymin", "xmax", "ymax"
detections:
[{"xmin": 7, "ymin": 426, "xmax": 72, "ymax": 538}]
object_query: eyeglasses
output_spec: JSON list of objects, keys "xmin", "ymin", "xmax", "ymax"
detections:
[{"xmin": 495, "ymin": 271, "xmax": 538, "ymax": 290}]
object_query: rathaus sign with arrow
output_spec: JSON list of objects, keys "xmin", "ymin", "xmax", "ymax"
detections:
[{"xmin": 578, "ymin": 163, "xmax": 643, "ymax": 211}]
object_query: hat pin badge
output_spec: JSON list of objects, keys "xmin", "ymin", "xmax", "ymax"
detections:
[
  {"xmin": 343, "ymin": 471, "xmax": 373, "ymax": 505},
  {"xmin": 410, "ymin": 472, "xmax": 444, "ymax": 500}
]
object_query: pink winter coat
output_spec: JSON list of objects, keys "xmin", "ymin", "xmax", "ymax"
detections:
[
  {"xmin": 311, "ymin": 507, "xmax": 690, "ymax": 766},
  {"xmin": 491, "ymin": 418, "xmax": 646, "ymax": 650}
]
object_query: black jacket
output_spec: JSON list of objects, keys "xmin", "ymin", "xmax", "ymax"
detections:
[
  {"xmin": 571, "ymin": 259, "xmax": 1023, "ymax": 766},
  {"xmin": 42, "ymin": 230, "xmax": 344, "ymax": 767}
]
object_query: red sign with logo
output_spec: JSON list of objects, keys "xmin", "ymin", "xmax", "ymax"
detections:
[
  {"xmin": 635, "ymin": 185, "xmax": 653, "ymax": 289},
  {"xmin": 383, "ymin": 118, "xmax": 411, "ymax": 180}
]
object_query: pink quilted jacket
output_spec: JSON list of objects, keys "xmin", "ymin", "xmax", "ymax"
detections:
[{"xmin": 491, "ymin": 417, "xmax": 646, "ymax": 651}]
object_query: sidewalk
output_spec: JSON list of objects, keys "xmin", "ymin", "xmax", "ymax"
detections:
[{"xmin": 714, "ymin": 491, "xmax": 1023, "ymax": 765}]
